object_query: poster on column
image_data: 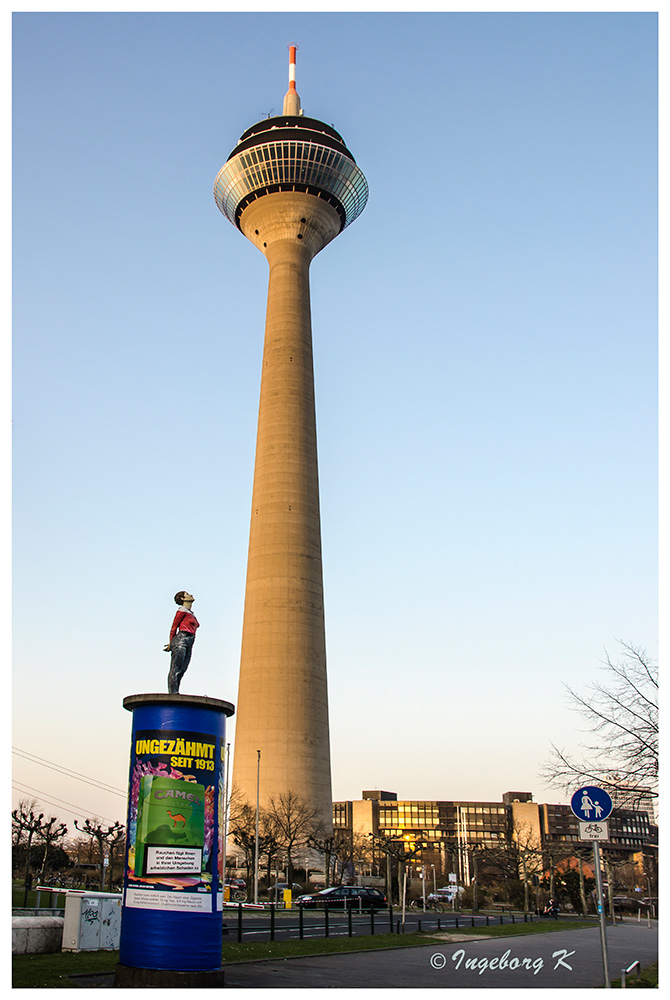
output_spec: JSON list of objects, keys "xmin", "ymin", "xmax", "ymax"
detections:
[{"xmin": 124, "ymin": 730, "xmax": 221, "ymax": 913}]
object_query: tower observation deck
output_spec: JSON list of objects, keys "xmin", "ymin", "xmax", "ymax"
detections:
[
  {"xmin": 214, "ymin": 85, "xmax": 367, "ymax": 233},
  {"xmin": 214, "ymin": 49, "xmax": 367, "ymax": 834}
]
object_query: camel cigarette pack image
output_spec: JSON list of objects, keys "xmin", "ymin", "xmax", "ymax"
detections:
[{"xmin": 134, "ymin": 775, "xmax": 205, "ymax": 877}]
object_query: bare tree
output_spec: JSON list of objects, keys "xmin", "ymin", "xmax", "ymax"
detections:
[
  {"xmin": 229, "ymin": 802, "xmax": 258, "ymax": 881},
  {"xmin": 37, "ymin": 817, "xmax": 68, "ymax": 884},
  {"xmin": 12, "ymin": 803, "xmax": 46, "ymax": 901},
  {"xmin": 260, "ymin": 812, "xmax": 281, "ymax": 887},
  {"xmin": 476, "ymin": 823, "xmax": 544, "ymax": 911},
  {"xmin": 229, "ymin": 802, "xmax": 278, "ymax": 885},
  {"xmin": 12, "ymin": 798, "xmax": 39, "ymax": 847},
  {"xmin": 74, "ymin": 818, "xmax": 124, "ymax": 890},
  {"xmin": 266, "ymin": 791, "xmax": 317, "ymax": 889},
  {"xmin": 370, "ymin": 834, "xmax": 427, "ymax": 906},
  {"xmin": 306, "ymin": 828, "xmax": 337, "ymax": 888},
  {"xmin": 542, "ymin": 641, "xmax": 658, "ymax": 806}
]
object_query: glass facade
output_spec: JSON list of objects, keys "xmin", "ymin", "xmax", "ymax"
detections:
[
  {"xmin": 214, "ymin": 140, "xmax": 368, "ymax": 230},
  {"xmin": 334, "ymin": 795, "xmax": 656, "ymax": 857}
]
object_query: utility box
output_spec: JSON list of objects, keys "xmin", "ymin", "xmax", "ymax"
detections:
[{"xmin": 62, "ymin": 892, "xmax": 122, "ymax": 952}]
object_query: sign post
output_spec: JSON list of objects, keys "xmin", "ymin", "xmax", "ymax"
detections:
[{"xmin": 571, "ymin": 786, "xmax": 613, "ymax": 989}]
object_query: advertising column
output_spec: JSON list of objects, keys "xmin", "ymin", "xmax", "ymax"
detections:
[{"xmin": 116, "ymin": 694, "xmax": 234, "ymax": 987}]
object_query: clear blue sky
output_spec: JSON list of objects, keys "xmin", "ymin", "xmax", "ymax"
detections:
[{"xmin": 12, "ymin": 11, "xmax": 657, "ymax": 831}]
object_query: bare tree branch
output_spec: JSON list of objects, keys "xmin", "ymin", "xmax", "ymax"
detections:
[{"xmin": 540, "ymin": 640, "xmax": 658, "ymax": 806}]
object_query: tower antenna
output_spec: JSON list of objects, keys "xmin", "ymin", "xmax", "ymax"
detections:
[{"xmin": 283, "ymin": 44, "xmax": 301, "ymax": 116}]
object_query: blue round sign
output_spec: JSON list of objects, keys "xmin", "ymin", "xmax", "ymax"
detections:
[{"xmin": 570, "ymin": 786, "xmax": 613, "ymax": 822}]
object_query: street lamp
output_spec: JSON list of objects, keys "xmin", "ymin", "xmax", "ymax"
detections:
[
  {"xmin": 253, "ymin": 750, "xmax": 260, "ymax": 904},
  {"xmin": 221, "ymin": 742, "xmax": 231, "ymax": 900}
]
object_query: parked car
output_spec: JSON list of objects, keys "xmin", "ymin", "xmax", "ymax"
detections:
[
  {"xmin": 268, "ymin": 882, "xmax": 303, "ymax": 901},
  {"xmin": 611, "ymin": 896, "xmax": 638, "ymax": 912},
  {"xmin": 296, "ymin": 886, "xmax": 387, "ymax": 909}
]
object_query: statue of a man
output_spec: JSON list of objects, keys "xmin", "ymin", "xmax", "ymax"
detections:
[{"xmin": 164, "ymin": 591, "xmax": 200, "ymax": 694}]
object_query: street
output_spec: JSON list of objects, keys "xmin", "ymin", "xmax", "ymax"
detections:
[{"xmin": 222, "ymin": 922, "xmax": 658, "ymax": 989}]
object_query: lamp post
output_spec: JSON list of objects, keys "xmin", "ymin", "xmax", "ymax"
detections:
[
  {"xmin": 253, "ymin": 750, "xmax": 260, "ymax": 904},
  {"xmin": 221, "ymin": 742, "xmax": 231, "ymax": 901}
]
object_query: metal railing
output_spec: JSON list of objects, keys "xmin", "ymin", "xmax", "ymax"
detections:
[
  {"xmin": 225, "ymin": 904, "xmax": 546, "ymax": 945},
  {"xmin": 620, "ymin": 960, "xmax": 640, "ymax": 988}
]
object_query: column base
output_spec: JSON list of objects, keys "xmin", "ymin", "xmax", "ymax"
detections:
[{"xmin": 114, "ymin": 964, "xmax": 226, "ymax": 988}]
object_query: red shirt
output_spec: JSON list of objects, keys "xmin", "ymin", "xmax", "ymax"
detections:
[{"xmin": 170, "ymin": 609, "xmax": 200, "ymax": 640}]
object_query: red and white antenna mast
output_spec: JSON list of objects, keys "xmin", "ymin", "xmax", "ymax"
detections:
[{"xmin": 283, "ymin": 44, "xmax": 301, "ymax": 116}]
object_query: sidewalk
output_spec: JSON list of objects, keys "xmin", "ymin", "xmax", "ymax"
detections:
[{"xmin": 222, "ymin": 923, "xmax": 658, "ymax": 989}]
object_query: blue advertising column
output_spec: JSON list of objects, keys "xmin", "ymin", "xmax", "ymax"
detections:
[{"xmin": 115, "ymin": 694, "xmax": 234, "ymax": 988}]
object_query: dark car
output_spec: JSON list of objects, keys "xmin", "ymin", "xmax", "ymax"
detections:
[
  {"xmin": 296, "ymin": 886, "xmax": 387, "ymax": 909},
  {"xmin": 611, "ymin": 896, "xmax": 638, "ymax": 912}
]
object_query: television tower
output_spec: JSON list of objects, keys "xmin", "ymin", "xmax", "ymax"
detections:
[{"xmin": 214, "ymin": 48, "xmax": 367, "ymax": 831}]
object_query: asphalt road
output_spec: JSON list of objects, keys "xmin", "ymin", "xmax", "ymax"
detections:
[{"xmin": 222, "ymin": 922, "xmax": 658, "ymax": 989}]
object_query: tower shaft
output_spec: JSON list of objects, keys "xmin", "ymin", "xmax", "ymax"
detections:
[{"xmin": 233, "ymin": 194, "xmax": 341, "ymax": 831}]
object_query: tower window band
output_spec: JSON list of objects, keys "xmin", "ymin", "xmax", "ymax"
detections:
[{"xmin": 214, "ymin": 138, "xmax": 368, "ymax": 231}]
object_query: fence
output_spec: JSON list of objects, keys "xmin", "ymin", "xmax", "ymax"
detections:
[{"xmin": 226, "ymin": 904, "xmax": 542, "ymax": 944}]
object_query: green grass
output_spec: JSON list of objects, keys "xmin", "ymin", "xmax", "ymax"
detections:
[
  {"xmin": 609, "ymin": 963, "xmax": 658, "ymax": 989},
  {"xmin": 222, "ymin": 932, "xmax": 437, "ymax": 963},
  {"xmin": 11, "ymin": 918, "xmax": 600, "ymax": 988},
  {"xmin": 12, "ymin": 950, "xmax": 122, "ymax": 989},
  {"xmin": 12, "ymin": 887, "xmax": 66, "ymax": 910},
  {"xmin": 11, "ymin": 937, "xmax": 433, "ymax": 988}
]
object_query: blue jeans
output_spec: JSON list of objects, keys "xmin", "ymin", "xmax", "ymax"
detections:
[{"xmin": 168, "ymin": 632, "xmax": 195, "ymax": 693}]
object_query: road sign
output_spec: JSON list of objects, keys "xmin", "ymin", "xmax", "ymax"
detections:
[
  {"xmin": 579, "ymin": 820, "xmax": 609, "ymax": 841},
  {"xmin": 570, "ymin": 786, "xmax": 613, "ymax": 822}
]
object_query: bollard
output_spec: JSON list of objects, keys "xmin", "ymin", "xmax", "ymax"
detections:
[
  {"xmin": 324, "ymin": 905, "xmax": 329, "ymax": 938},
  {"xmin": 348, "ymin": 906, "xmax": 352, "ymax": 937},
  {"xmin": 437, "ymin": 918, "xmax": 441, "ymax": 931},
  {"xmin": 270, "ymin": 903, "xmax": 275, "ymax": 941},
  {"xmin": 299, "ymin": 904, "xmax": 304, "ymax": 940},
  {"xmin": 237, "ymin": 903, "xmax": 243, "ymax": 943},
  {"xmin": 389, "ymin": 905, "xmax": 394, "ymax": 934},
  {"xmin": 370, "ymin": 908, "xmax": 375, "ymax": 935}
]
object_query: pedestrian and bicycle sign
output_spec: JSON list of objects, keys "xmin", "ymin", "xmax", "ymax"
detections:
[
  {"xmin": 570, "ymin": 785, "xmax": 613, "ymax": 987},
  {"xmin": 578, "ymin": 821, "xmax": 609, "ymax": 841},
  {"xmin": 570, "ymin": 786, "xmax": 613, "ymax": 823}
]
